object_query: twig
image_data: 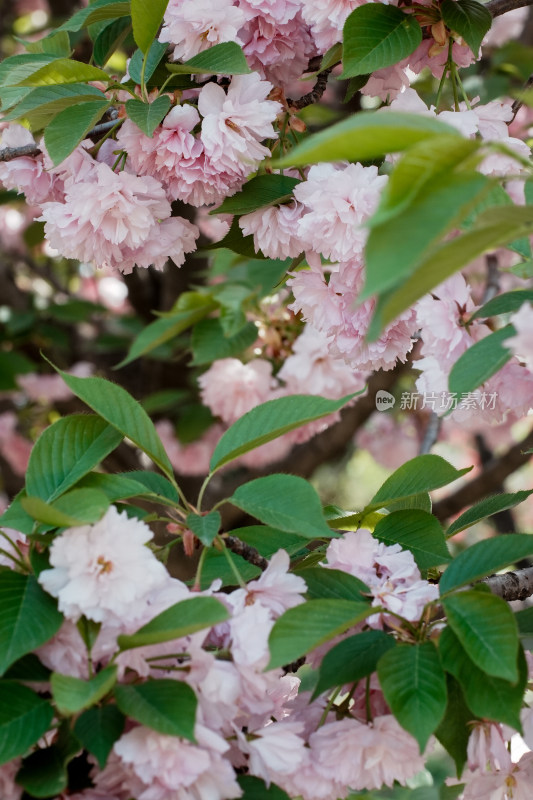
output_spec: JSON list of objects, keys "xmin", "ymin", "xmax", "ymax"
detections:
[
  {"xmin": 223, "ymin": 535, "xmax": 268, "ymax": 571},
  {"xmin": 482, "ymin": 254, "xmax": 501, "ymax": 304},
  {"xmin": 287, "ymin": 69, "xmax": 333, "ymax": 111},
  {"xmin": 419, "ymin": 412, "xmax": 442, "ymax": 454},
  {"xmin": 0, "ymin": 144, "xmax": 41, "ymax": 162},
  {"xmin": 484, "ymin": 566, "xmax": 533, "ymax": 601},
  {"xmin": 433, "ymin": 427, "xmax": 533, "ymax": 521},
  {"xmin": 511, "ymin": 74, "xmax": 533, "ymax": 122},
  {"xmin": 486, "ymin": 0, "xmax": 533, "ymax": 18}
]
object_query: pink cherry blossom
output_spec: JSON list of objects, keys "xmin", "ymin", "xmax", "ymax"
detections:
[
  {"xmin": 16, "ymin": 361, "xmax": 92, "ymax": 404},
  {"xmin": 467, "ymin": 721, "xmax": 513, "ymax": 773},
  {"xmin": 0, "ymin": 411, "xmax": 32, "ymax": 476},
  {"xmin": 159, "ymin": 0, "xmax": 247, "ymax": 62},
  {"xmin": 0, "ymin": 125, "xmax": 57, "ymax": 206},
  {"xmin": 230, "ymin": 549, "xmax": 307, "ymax": 616},
  {"xmin": 198, "ymin": 357, "xmax": 277, "ymax": 425},
  {"xmin": 361, "ymin": 63, "xmax": 410, "ymax": 102},
  {"xmin": 460, "ymin": 752, "xmax": 533, "ymax": 799},
  {"xmin": 241, "ymin": 14, "xmax": 317, "ymax": 87},
  {"xmin": 239, "ymin": 0, "xmax": 301, "ymax": 24},
  {"xmin": 155, "ymin": 420, "xmax": 224, "ymax": 476},
  {"xmin": 35, "ymin": 619, "xmax": 90, "ymax": 679},
  {"xmin": 239, "ymin": 720, "xmax": 307, "ymax": 784},
  {"xmin": 239, "ymin": 200, "xmax": 305, "ymax": 259},
  {"xmin": 38, "ymin": 505, "xmax": 168, "ymax": 625},
  {"xmin": 302, "ymin": 0, "xmax": 363, "ymax": 51}
]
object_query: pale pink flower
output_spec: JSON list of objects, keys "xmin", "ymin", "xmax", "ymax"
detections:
[
  {"xmin": 155, "ymin": 420, "xmax": 224, "ymax": 476},
  {"xmin": 461, "ymin": 752, "xmax": 533, "ymax": 799},
  {"xmin": 229, "ymin": 600, "xmax": 274, "ymax": 668},
  {"xmin": 0, "ymin": 125, "xmax": 56, "ymax": 206},
  {"xmin": 467, "ymin": 722, "xmax": 513, "ymax": 773},
  {"xmin": 0, "ymin": 759, "xmax": 23, "ymax": 800},
  {"xmin": 90, "ymin": 750, "xmax": 145, "ymax": 799},
  {"xmin": 415, "ymin": 273, "xmax": 478, "ymax": 361},
  {"xmin": 40, "ymin": 163, "xmax": 198, "ymax": 272},
  {"xmin": 521, "ymin": 706, "xmax": 533, "ymax": 750},
  {"xmin": 198, "ymin": 73, "xmax": 282, "ymax": 173},
  {"xmin": 408, "ymin": 38, "xmax": 475, "ymax": 79},
  {"xmin": 0, "ymin": 528, "xmax": 28, "ymax": 569},
  {"xmin": 35, "ymin": 619, "xmax": 90, "ymax": 679},
  {"xmin": 230, "ymin": 549, "xmax": 307, "ymax": 616},
  {"xmin": 483, "ymin": 7, "xmax": 527, "ymax": 47},
  {"xmin": 361, "ymin": 64, "xmax": 410, "ymax": 102},
  {"xmin": 287, "ymin": 259, "xmax": 345, "ymax": 332},
  {"xmin": 0, "ymin": 411, "xmax": 32, "ymax": 476},
  {"xmin": 355, "ymin": 413, "xmax": 419, "ymax": 470},
  {"xmin": 198, "ymin": 357, "xmax": 277, "ymax": 425},
  {"xmin": 114, "ymin": 724, "xmax": 242, "ymax": 800},
  {"xmin": 241, "ymin": 14, "xmax": 317, "ymax": 87},
  {"xmin": 239, "ymin": 720, "xmax": 307, "ymax": 784},
  {"xmin": 302, "ymin": 0, "xmax": 363, "ymax": 51},
  {"xmin": 294, "ymin": 163, "xmax": 388, "ymax": 262},
  {"xmin": 239, "ymin": 0, "xmax": 301, "ymax": 24},
  {"xmin": 278, "ymin": 749, "xmax": 345, "ymax": 800},
  {"xmin": 239, "ymin": 201, "xmax": 305, "ymax": 259},
  {"xmin": 160, "ymin": 0, "xmax": 247, "ymax": 61},
  {"xmin": 38, "ymin": 505, "xmax": 168, "ymax": 625}
]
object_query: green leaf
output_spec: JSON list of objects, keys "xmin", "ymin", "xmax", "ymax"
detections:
[
  {"xmin": 441, "ymin": 0, "xmax": 492, "ymax": 55},
  {"xmin": 273, "ymin": 111, "xmax": 460, "ymax": 168},
  {"xmin": 4, "ymin": 83, "xmax": 105, "ymax": 124},
  {"xmin": 44, "ymin": 99, "xmax": 110, "ymax": 165},
  {"xmin": 341, "ymin": 4, "xmax": 422, "ymax": 78},
  {"xmin": 298, "ymin": 567, "xmax": 370, "ymax": 602},
  {"xmin": 56, "ymin": 0, "xmax": 130, "ymax": 32},
  {"xmin": 439, "ymin": 626, "xmax": 526, "ymax": 729},
  {"xmin": 0, "ymin": 491, "xmax": 35, "ymax": 535},
  {"xmin": 167, "ymin": 42, "xmax": 251, "ymax": 75},
  {"xmin": 75, "ymin": 472, "xmax": 157, "ymax": 503},
  {"xmin": 210, "ymin": 393, "xmax": 355, "ymax": 472},
  {"xmin": 516, "ymin": 605, "xmax": 533, "ymax": 635},
  {"xmin": 442, "ymin": 590, "xmax": 518, "ymax": 681},
  {"xmin": 229, "ymin": 474, "xmax": 334, "ymax": 539},
  {"xmin": 4, "ymin": 654, "xmax": 51, "ymax": 683},
  {"xmin": 313, "ymin": 630, "xmax": 396, "ymax": 699},
  {"xmin": 373, "ymin": 510, "xmax": 451, "ymax": 569},
  {"xmin": 448, "ymin": 326, "xmax": 513, "ymax": 395},
  {"xmin": 128, "ymin": 41, "xmax": 168, "ymax": 83},
  {"xmin": 435, "ymin": 675, "xmax": 475, "ymax": 777},
  {"xmin": 0, "ymin": 681, "xmax": 54, "ymax": 765},
  {"xmin": 213, "ymin": 175, "xmax": 300, "ymax": 216},
  {"xmin": 470, "ymin": 290, "xmax": 533, "ymax": 321},
  {"xmin": 125, "ymin": 95, "xmax": 172, "ymax": 137},
  {"xmin": 16, "ymin": 723, "xmax": 80, "ymax": 798},
  {"xmin": 17, "ymin": 58, "xmax": 109, "ymax": 86},
  {"xmin": 74, "ymin": 705, "xmax": 125, "ymax": 768},
  {"xmin": 48, "ymin": 365, "xmax": 175, "ymax": 479},
  {"xmin": 366, "ymin": 454, "xmax": 471, "ymax": 513},
  {"xmin": 0, "ymin": 54, "xmax": 60, "ymax": 87},
  {"xmin": 199, "ymin": 547, "xmax": 262, "ymax": 589},
  {"xmin": 118, "ymin": 596, "xmax": 229, "ymax": 650},
  {"xmin": 186, "ymin": 511, "xmax": 221, "ymax": 546},
  {"xmin": 440, "ymin": 533, "xmax": 533, "ymax": 593},
  {"xmin": 114, "ymin": 679, "xmax": 197, "ymax": 740},
  {"xmin": 205, "ymin": 216, "xmax": 266, "ymax": 258},
  {"xmin": 117, "ymin": 470, "xmax": 181, "ymax": 505},
  {"xmin": 0, "ymin": 573, "xmax": 63, "ymax": 676},
  {"xmin": 116, "ymin": 297, "xmax": 216, "ymax": 367},
  {"xmin": 447, "ymin": 491, "xmax": 533, "ymax": 538},
  {"xmin": 267, "ymin": 599, "xmax": 373, "ymax": 670},
  {"xmin": 51, "ymin": 666, "xmax": 117, "ymax": 715},
  {"xmin": 26, "ymin": 414, "xmax": 123, "ymax": 503},
  {"xmin": 20, "ymin": 30, "xmax": 72, "ymax": 57},
  {"xmin": 191, "ymin": 318, "xmax": 258, "ymax": 365},
  {"xmin": 377, "ymin": 641, "xmax": 447, "ymax": 751},
  {"xmin": 131, "ymin": 0, "xmax": 168, "ymax": 52},
  {"xmin": 372, "ymin": 136, "xmax": 480, "ymax": 226},
  {"xmin": 21, "ymin": 488, "xmax": 110, "ymax": 527},
  {"xmin": 238, "ymin": 775, "xmax": 291, "ymax": 800},
  {"xmin": 229, "ymin": 526, "xmax": 309, "ymax": 559},
  {"xmin": 93, "ymin": 17, "xmax": 132, "ymax": 66},
  {"xmin": 362, "ymin": 172, "xmax": 489, "ymax": 301}
]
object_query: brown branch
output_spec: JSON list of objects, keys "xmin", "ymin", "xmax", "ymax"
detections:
[
  {"xmin": 223, "ymin": 535, "xmax": 268, "ymax": 571},
  {"xmin": 433, "ymin": 428, "xmax": 533, "ymax": 522},
  {"xmin": 484, "ymin": 566, "xmax": 533, "ymax": 601},
  {"xmin": 287, "ymin": 69, "xmax": 333, "ymax": 111},
  {"xmin": 486, "ymin": 0, "xmax": 533, "ymax": 17},
  {"xmin": 0, "ymin": 144, "xmax": 42, "ymax": 162}
]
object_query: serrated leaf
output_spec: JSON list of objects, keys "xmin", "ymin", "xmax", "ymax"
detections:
[
  {"xmin": 377, "ymin": 641, "xmax": 447, "ymax": 751},
  {"xmin": 47, "ymin": 365, "xmax": 174, "ymax": 479},
  {"xmin": 267, "ymin": 599, "xmax": 373, "ymax": 670},
  {"xmin": 4, "ymin": 82, "xmax": 107, "ymax": 125},
  {"xmin": 298, "ymin": 567, "xmax": 370, "ymax": 602},
  {"xmin": 273, "ymin": 111, "xmax": 459, "ymax": 168},
  {"xmin": 118, "ymin": 596, "xmax": 229, "ymax": 650},
  {"xmin": 75, "ymin": 472, "xmax": 157, "ymax": 503},
  {"xmin": 0, "ymin": 491, "xmax": 35, "ymax": 535},
  {"xmin": 57, "ymin": 0, "xmax": 131, "ymax": 33},
  {"xmin": 210, "ymin": 393, "xmax": 355, "ymax": 472},
  {"xmin": 16, "ymin": 723, "xmax": 80, "ymax": 798},
  {"xmin": 74, "ymin": 705, "xmax": 125, "ymax": 768},
  {"xmin": 443, "ymin": 590, "xmax": 518, "ymax": 681},
  {"xmin": 93, "ymin": 17, "xmax": 132, "ymax": 66},
  {"xmin": 116, "ymin": 297, "xmax": 216, "ymax": 368},
  {"xmin": 0, "ymin": 54, "xmax": 59, "ymax": 87},
  {"xmin": 51, "ymin": 666, "xmax": 117, "ymax": 715},
  {"xmin": 230, "ymin": 526, "xmax": 310, "ymax": 558},
  {"xmin": 191, "ymin": 318, "xmax": 258, "ymax": 365},
  {"xmin": 447, "ymin": 491, "xmax": 533, "ymax": 538},
  {"xmin": 21, "ymin": 488, "xmax": 110, "ymax": 527},
  {"xmin": 44, "ymin": 100, "xmax": 110, "ymax": 165},
  {"xmin": 439, "ymin": 626, "xmax": 526, "ymax": 730},
  {"xmin": 0, "ymin": 573, "xmax": 63, "ymax": 676},
  {"xmin": 4, "ymin": 654, "xmax": 51, "ymax": 683},
  {"xmin": 313, "ymin": 630, "xmax": 396, "ymax": 699},
  {"xmin": 167, "ymin": 41, "xmax": 251, "ymax": 75},
  {"xmin": 366, "ymin": 454, "xmax": 471, "ymax": 513},
  {"xmin": 128, "ymin": 41, "xmax": 168, "ymax": 83},
  {"xmin": 114, "ymin": 679, "xmax": 197, "ymax": 740},
  {"xmin": 186, "ymin": 511, "xmax": 221, "ymax": 546},
  {"xmin": 470, "ymin": 290, "xmax": 533, "ymax": 321},
  {"xmin": 373, "ymin": 509, "xmax": 451, "ymax": 569},
  {"xmin": 341, "ymin": 4, "xmax": 422, "ymax": 78},
  {"xmin": 0, "ymin": 682, "xmax": 54, "ymax": 765},
  {"xmin": 441, "ymin": 0, "xmax": 492, "ymax": 55},
  {"xmin": 26, "ymin": 414, "xmax": 123, "ymax": 503},
  {"xmin": 131, "ymin": 0, "xmax": 168, "ymax": 52},
  {"xmin": 448, "ymin": 326, "xmax": 513, "ymax": 396},
  {"xmin": 17, "ymin": 58, "xmax": 109, "ymax": 86},
  {"xmin": 435, "ymin": 675, "xmax": 475, "ymax": 776},
  {"xmin": 440, "ymin": 533, "xmax": 533, "ymax": 593},
  {"xmin": 117, "ymin": 470, "xmax": 181, "ymax": 504},
  {"xmin": 229, "ymin": 475, "xmax": 334, "ymax": 539},
  {"xmin": 125, "ymin": 95, "xmax": 171, "ymax": 137},
  {"xmin": 20, "ymin": 31, "xmax": 71, "ymax": 57},
  {"xmin": 213, "ymin": 175, "xmax": 300, "ymax": 216}
]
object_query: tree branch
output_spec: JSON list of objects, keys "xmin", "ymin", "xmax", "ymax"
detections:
[
  {"xmin": 0, "ymin": 144, "xmax": 42, "ymax": 162},
  {"xmin": 432, "ymin": 427, "xmax": 533, "ymax": 522},
  {"xmin": 484, "ymin": 566, "xmax": 533, "ymax": 601},
  {"xmin": 287, "ymin": 69, "xmax": 333, "ymax": 111},
  {"xmin": 486, "ymin": 0, "xmax": 533, "ymax": 18}
]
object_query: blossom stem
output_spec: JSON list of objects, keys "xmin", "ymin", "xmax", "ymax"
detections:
[
  {"xmin": 196, "ymin": 474, "xmax": 211, "ymax": 512},
  {"xmin": 318, "ymin": 686, "xmax": 342, "ymax": 728},
  {"xmin": 365, "ymin": 675, "xmax": 373, "ymax": 723},
  {"xmin": 217, "ymin": 536, "xmax": 248, "ymax": 589},
  {"xmin": 193, "ymin": 544, "xmax": 209, "ymax": 591}
]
